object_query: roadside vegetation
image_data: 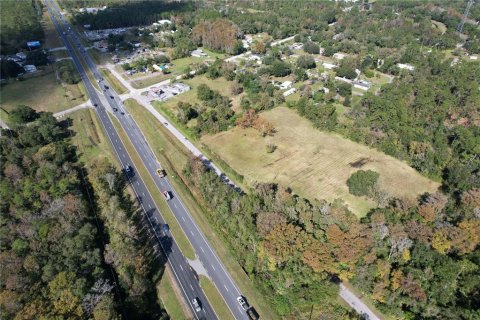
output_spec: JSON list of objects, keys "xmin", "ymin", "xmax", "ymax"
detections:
[{"xmin": 0, "ymin": 106, "xmax": 168, "ymax": 319}]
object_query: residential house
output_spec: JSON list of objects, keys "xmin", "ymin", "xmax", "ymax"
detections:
[
  {"xmin": 191, "ymin": 49, "xmax": 207, "ymax": 57},
  {"xmin": 283, "ymin": 87, "xmax": 297, "ymax": 97},
  {"xmin": 279, "ymin": 81, "xmax": 293, "ymax": 90},
  {"xmin": 397, "ymin": 63, "xmax": 415, "ymax": 71}
]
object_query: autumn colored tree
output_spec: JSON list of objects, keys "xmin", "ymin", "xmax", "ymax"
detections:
[{"xmin": 192, "ymin": 19, "xmax": 242, "ymax": 54}]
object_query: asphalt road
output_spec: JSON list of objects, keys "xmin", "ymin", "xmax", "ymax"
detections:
[
  {"xmin": 44, "ymin": 1, "xmax": 217, "ymax": 319},
  {"xmin": 45, "ymin": 1, "xmax": 251, "ymax": 319}
]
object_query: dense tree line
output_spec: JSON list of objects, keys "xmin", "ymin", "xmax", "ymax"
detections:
[
  {"xmin": 0, "ymin": 107, "xmax": 167, "ymax": 319},
  {"xmin": 346, "ymin": 60, "xmax": 480, "ymax": 190},
  {"xmin": 69, "ymin": 1, "xmax": 193, "ymax": 30},
  {"xmin": 192, "ymin": 19, "xmax": 243, "ymax": 54},
  {"xmin": 182, "ymin": 153, "xmax": 480, "ymax": 319},
  {"xmin": 0, "ymin": 107, "xmax": 120, "ymax": 319},
  {"xmin": 0, "ymin": 0, "xmax": 44, "ymax": 54}
]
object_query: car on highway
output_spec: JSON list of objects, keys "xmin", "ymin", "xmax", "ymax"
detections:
[
  {"xmin": 192, "ymin": 298, "xmax": 202, "ymax": 312},
  {"xmin": 113, "ymin": 107, "xmax": 118, "ymax": 112},
  {"xmin": 162, "ymin": 190, "xmax": 172, "ymax": 201},
  {"xmin": 124, "ymin": 164, "xmax": 132, "ymax": 174},
  {"xmin": 237, "ymin": 296, "xmax": 249, "ymax": 310},
  {"xmin": 93, "ymin": 103, "xmax": 98, "ymax": 107},
  {"xmin": 156, "ymin": 169, "xmax": 166, "ymax": 178},
  {"xmin": 120, "ymin": 111, "xmax": 125, "ymax": 115},
  {"xmin": 110, "ymin": 96, "xmax": 114, "ymax": 99},
  {"xmin": 104, "ymin": 85, "xmax": 109, "ymax": 90}
]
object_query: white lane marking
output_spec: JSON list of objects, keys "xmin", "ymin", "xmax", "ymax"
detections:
[
  {"xmin": 190, "ymin": 230, "xmax": 194, "ymax": 236},
  {"xmin": 173, "ymin": 203, "xmax": 178, "ymax": 209},
  {"xmin": 190, "ymin": 284, "xmax": 194, "ymax": 291},
  {"xmin": 223, "ymin": 284, "xmax": 229, "ymax": 292},
  {"xmin": 182, "ymin": 216, "xmax": 186, "ymax": 222},
  {"xmin": 136, "ymin": 182, "xmax": 140, "ymax": 186},
  {"xmin": 211, "ymin": 264, "xmax": 216, "ymax": 271},
  {"xmin": 180, "ymin": 264, "xmax": 184, "ymax": 271},
  {"xmin": 200, "ymin": 247, "xmax": 205, "ymax": 253},
  {"xmin": 142, "ymin": 192, "xmax": 145, "ymax": 197}
]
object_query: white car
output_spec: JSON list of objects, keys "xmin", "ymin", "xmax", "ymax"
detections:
[
  {"xmin": 237, "ymin": 296, "xmax": 249, "ymax": 310},
  {"xmin": 192, "ymin": 298, "xmax": 202, "ymax": 312},
  {"xmin": 162, "ymin": 190, "xmax": 171, "ymax": 201}
]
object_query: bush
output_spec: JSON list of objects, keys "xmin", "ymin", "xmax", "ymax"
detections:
[
  {"xmin": 266, "ymin": 143, "xmax": 277, "ymax": 153},
  {"xmin": 270, "ymin": 60, "xmax": 291, "ymax": 77},
  {"xmin": 297, "ymin": 55, "xmax": 316, "ymax": 69},
  {"xmin": 197, "ymin": 84, "xmax": 214, "ymax": 101},
  {"xmin": 347, "ymin": 170, "xmax": 379, "ymax": 197},
  {"xmin": 303, "ymin": 41, "xmax": 320, "ymax": 54},
  {"xmin": 9, "ymin": 105, "xmax": 38, "ymax": 124}
]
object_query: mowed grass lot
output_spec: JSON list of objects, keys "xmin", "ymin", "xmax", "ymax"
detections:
[
  {"xmin": 154, "ymin": 75, "xmax": 242, "ymax": 115},
  {"xmin": 100, "ymin": 68, "xmax": 128, "ymax": 94},
  {"xmin": 68, "ymin": 109, "xmax": 115, "ymax": 165},
  {"xmin": 0, "ymin": 65, "xmax": 87, "ymax": 115},
  {"xmin": 202, "ymin": 106, "xmax": 439, "ymax": 216}
]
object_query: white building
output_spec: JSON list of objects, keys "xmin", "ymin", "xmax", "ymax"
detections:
[
  {"xmin": 148, "ymin": 83, "xmax": 190, "ymax": 101},
  {"xmin": 283, "ymin": 87, "xmax": 297, "ymax": 97},
  {"xmin": 279, "ymin": 81, "xmax": 293, "ymax": 90},
  {"xmin": 469, "ymin": 55, "xmax": 478, "ymax": 60},
  {"xmin": 158, "ymin": 19, "xmax": 172, "ymax": 25},
  {"xmin": 353, "ymin": 80, "xmax": 372, "ymax": 91},
  {"xmin": 23, "ymin": 65, "xmax": 37, "ymax": 73},
  {"xmin": 397, "ymin": 63, "xmax": 415, "ymax": 71},
  {"xmin": 16, "ymin": 52, "xmax": 26, "ymax": 60},
  {"xmin": 191, "ymin": 49, "xmax": 207, "ymax": 57},
  {"xmin": 323, "ymin": 62, "xmax": 338, "ymax": 69}
]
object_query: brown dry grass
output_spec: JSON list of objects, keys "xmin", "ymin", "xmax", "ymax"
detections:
[{"xmin": 202, "ymin": 107, "xmax": 439, "ymax": 216}]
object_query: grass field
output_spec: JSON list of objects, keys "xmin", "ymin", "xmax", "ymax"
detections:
[
  {"xmin": 131, "ymin": 73, "xmax": 170, "ymax": 89},
  {"xmin": 157, "ymin": 266, "xmax": 191, "ymax": 319},
  {"xmin": 68, "ymin": 109, "xmax": 115, "ymax": 165},
  {"xmin": 431, "ymin": 19, "xmax": 447, "ymax": 34},
  {"xmin": 41, "ymin": 6, "xmax": 64, "ymax": 49},
  {"xmin": 0, "ymin": 65, "xmax": 87, "ymax": 115},
  {"xmin": 124, "ymin": 98, "xmax": 276, "ymax": 320},
  {"xmin": 199, "ymin": 275, "xmax": 235, "ymax": 320},
  {"xmin": 202, "ymin": 106, "xmax": 439, "ymax": 216},
  {"xmin": 100, "ymin": 68, "xmax": 128, "ymax": 94},
  {"xmin": 154, "ymin": 75, "xmax": 241, "ymax": 114}
]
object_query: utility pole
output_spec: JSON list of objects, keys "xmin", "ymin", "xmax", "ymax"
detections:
[{"xmin": 456, "ymin": 0, "xmax": 475, "ymax": 34}]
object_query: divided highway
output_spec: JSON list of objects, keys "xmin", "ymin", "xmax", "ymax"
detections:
[
  {"xmin": 45, "ymin": 1, "xmax": 251, "ymax": 319},
  {"xmin": 44, "ymin": 1, "xmax": 216, "ymax": 319}
]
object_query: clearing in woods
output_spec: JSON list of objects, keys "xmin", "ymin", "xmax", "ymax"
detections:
[{"xmin": 202, "ymin": 106, "xmax": 439, "ymax": 216}]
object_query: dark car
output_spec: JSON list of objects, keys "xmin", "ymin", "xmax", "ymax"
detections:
[
  {"xmin": 104, "ymin": 85, "xmax": 109, "ymax": 90},
  {"xmin": 93, "ymin": 103, "xmax": 98, "ymax": 107},
  {"xmin": 113, "ymin": 107, "xmax": 118, "ymax": 112},
  {"xmin": 110, "ymin": 96, "xmax": 114, "ymax": 99}
]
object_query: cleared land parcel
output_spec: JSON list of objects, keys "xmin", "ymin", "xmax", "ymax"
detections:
[{"xmin": 202, "ymin": 107, "xmax": 439, "ymax": 216}]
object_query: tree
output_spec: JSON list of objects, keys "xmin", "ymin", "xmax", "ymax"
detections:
[
  {"xmin": 347, "ymin": 170, "xmax": 379, "ymax": 197},
  {"xmin": 297, "ymin": 55, "xmax": 316, "ymax": 69},
  {"xmin": 270, "ymin": 60, "xmax": 291, "ymax": 77},
  {"xmin": 192, "ymin": 19, "xmax": 242, "ymax": 54},
  {"xmin": 197, "ymin": 84, "xmax": 214, "ymax": 101},
  {"xmin": 0, "ymin": 59, "xmax": 24, "ymax": 78},
  {"xmin": 231, "ymin": 81, "xmax": 243, "ymax": 95},
  {"xmin": 251, "ymin": 41, "xmax": 266, "ymax": 54},
  {"xmin": 9, "ymin": 105, "xmax": 38, "ymax": 124},
  {"xmin": 303, "ymin": 41, "xmax": 320, "ymax": 54}
]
